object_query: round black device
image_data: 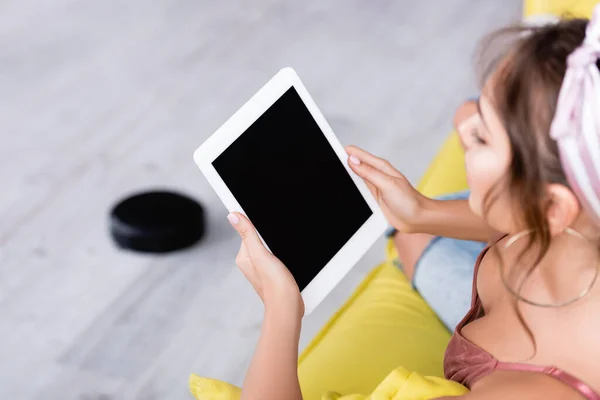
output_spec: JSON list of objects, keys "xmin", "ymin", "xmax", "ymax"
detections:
[{"xmin": 110, "ymin": 190, "xmax": 205, "ymax": 253}]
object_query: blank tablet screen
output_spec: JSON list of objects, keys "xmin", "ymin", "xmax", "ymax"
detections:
[{"xmin": 213, "ymin": 87, "xmax": 372, "ymax": 291}]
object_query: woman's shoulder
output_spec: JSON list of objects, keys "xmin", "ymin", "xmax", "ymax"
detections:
[{"xmin": 559, "ymin": 285, "xmax": 600, "ymax": 394}]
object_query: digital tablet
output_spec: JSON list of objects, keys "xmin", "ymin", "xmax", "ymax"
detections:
[{"xmin": 193, "ymin": 67, "xmax": 387, "ymax": 314}]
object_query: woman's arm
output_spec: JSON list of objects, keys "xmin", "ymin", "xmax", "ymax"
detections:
[
  {"xmin": 241, "ymin": 305, "xmax": 303, "ymax": 400},
  {"xmin": 227, "ymin": 212, "xmax": 304, "ymax": 400},
  {"xmin": 413, "ymin": 197, "xmax": 498, "ymax": 242},
  {"xmin": 346, "ymin": 146, "xmax": 498, "ymax": 243}
]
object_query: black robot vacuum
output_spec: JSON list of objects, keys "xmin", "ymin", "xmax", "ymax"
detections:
[{"xmin": 109, "ymin": 190, "xmax": 205, "ymax": 253}]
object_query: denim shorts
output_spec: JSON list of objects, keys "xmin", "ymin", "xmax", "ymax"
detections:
[{"xmin": 388, "ymin": 190, "xmax": 486, "ymax": 331}]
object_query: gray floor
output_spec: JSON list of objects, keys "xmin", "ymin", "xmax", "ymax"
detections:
[{"xmin": 0, "ymin": 1, "xmax": 521, "ymax": 399}]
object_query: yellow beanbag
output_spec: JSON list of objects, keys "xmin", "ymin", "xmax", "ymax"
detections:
[{"xmin": 189, "ymin": 366, "xmax": 468, "ymax": 400}]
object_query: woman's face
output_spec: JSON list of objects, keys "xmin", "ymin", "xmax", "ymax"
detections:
[{"xmin": 461, "ymin": 89, "xmax": 517, "ymax": 233}]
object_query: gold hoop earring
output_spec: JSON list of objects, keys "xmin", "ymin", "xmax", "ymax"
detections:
[{"xmin": 500, "ymin": 227, "xmax": 599, "ymax": 308}]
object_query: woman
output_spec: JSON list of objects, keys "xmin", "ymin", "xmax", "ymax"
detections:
[{"xmin": 226, "ymin": 10, "xmax": 600, "ymax": 400}]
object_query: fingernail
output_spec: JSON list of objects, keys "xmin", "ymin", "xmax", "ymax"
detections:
[
  {"xmin": 227, "ymin": 213, "xmax": 240, "ymax": 225},
  {"xmin": 349, "ymin": 155, "xmax": 361, "ymax": 165}
]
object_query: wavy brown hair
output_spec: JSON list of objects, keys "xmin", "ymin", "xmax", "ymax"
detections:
[{"xmin": 476, "ymin": 17, "xmax": 600, "ymax": 353}]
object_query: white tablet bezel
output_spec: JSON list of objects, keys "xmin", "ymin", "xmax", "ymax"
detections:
[{"xmin": 193, "ymin": 67, "xmax": 387, "ymax": 315}]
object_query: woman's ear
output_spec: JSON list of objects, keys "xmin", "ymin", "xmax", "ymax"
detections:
[{"xmin": 546, "ymin": 183, "xmax": 581, "ymax": 235}]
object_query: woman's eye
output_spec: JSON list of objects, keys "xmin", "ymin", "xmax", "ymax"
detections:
[{"xmin": 470, "ymin": 128, "xmax": 486, "ymax": 145}]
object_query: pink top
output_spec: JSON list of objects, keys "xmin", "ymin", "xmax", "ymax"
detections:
[{"xmin": 443, "ymin": 238, "xmax": 600, "ymax": 399}]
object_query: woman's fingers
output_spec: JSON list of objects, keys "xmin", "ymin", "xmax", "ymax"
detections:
[
  {"xmin": 236, "ymin": 242, "xmax": 253, "ymax": 278},
  {"xmin": 348, "ymin": 153, "xmax": 395, "ymax": 193},
  {"xmin": 228, "ymin": 213, "xmax": 303, "ymax": 312},
  {"xmin": 345, "ymin": 145, "xmax": 404, "ymax": 178},
  {"xmin": 236, "ymin": 242, "xmax": 262, "ymax": 294},
  {"xmin": 228, "ymin": 212, "xmax": 271, "ymax": 260}
]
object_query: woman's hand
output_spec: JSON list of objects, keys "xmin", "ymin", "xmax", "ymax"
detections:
[
  {"xmin": 228, "ymin": 213, "xmax": 304, "ymax": 400},
  {"xmin": 228, "ymin": 212, "xmax": 304, "ymax": 319},
  {"xmin": 346, "ymin": 145, "xmax": 427, "ymax": 233}
]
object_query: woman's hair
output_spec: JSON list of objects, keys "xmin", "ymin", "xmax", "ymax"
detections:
[{"xmin": 476, "ymin": 17, "xmax": 600, "ymax": 353}]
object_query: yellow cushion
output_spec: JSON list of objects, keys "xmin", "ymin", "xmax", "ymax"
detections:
[
  {"xmin": 322, "ymin": 366, "xmax": 468, "ymax": 399},
  {"xmin": 190, "ymin": 366, "xmax": 468, "ymax": 400},
  {"xmin": 189, "ymin": 261, "xmax": 463, "ymax": 400},
  {"xmin": 524, "ymin": 0, "xmax": 598, "ymax": 18},
  {"xmin": 189, "ymin": 375, "xmax": 241, "ymax": 400},
  {"xmin": 297, "ymin": 262, "xmax": 453, "ymax": 399}
]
